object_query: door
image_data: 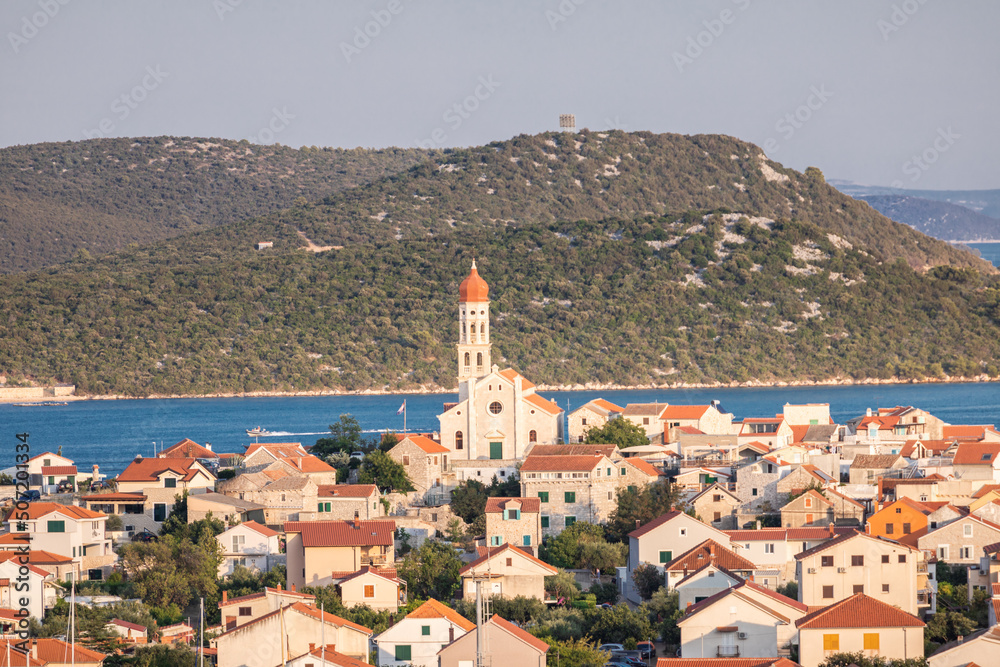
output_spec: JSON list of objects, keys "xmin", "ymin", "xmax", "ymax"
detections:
[{"xmin": 490, "ymin": 441, "xmax": 503, "ymax": 459}]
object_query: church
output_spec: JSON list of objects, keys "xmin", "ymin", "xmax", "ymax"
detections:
[{"xmin": 437, "ymin": 261, "xmax": 564, "ymax": 460}]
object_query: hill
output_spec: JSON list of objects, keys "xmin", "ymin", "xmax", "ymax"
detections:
[
  {"xmin": 833, "ymin": 181, "xmax": 1000, "ymax": 219},
  {"xmin": 0, "ymin": 137, "xmax": 429, "ymax": 273},
  {"xmin": 858, "ymin": 195, "xmax": 1000, "ymax": 242},
  {"xmin": 2, "ymin": 130, "xmax": 1000, "ymax": 397}
]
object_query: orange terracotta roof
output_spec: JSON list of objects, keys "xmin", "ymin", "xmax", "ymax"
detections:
[
  {"xmin": 8, "ymin": 502, "xmax": 105, "ymax": 521},
  {"xmin": 406, "ymin": 598, "xmax": 476, "ymax": 631},
  {"xmin": 795, "ymin": 593, "xmax": 924, "ymax": 628},
  {"xmin": 110, "ymin": 618, "xmax": 148, "ymax": 632},
  {"xmin": 399, "ymin": 435, "xmax": 449, "ymax": 454},
  {"xmin": 665, "ymin": 540, "xmax": 756, "ymax": 573},
  {"xmin": 789, "ymin": 425, "xmax": 810, "ymax": 443},
  {"xmin": 520, "ymin": 454, "xmax": 604, "ymax": 473},
  {"xmin": 484, "ymin": 497, "xmax": 541, "ymax": 513},
  {"xmin": 0, "ymin": 533, "xmax": 29, "ymax": 545},
  {"xmin": 0, "ymin": 642, "xmax": 46, "ymax": 667},
  {"xmin": 81, "ymin": 492, "xmax": 147, "ymax": 502},
  {"xmin": 973, "ymin": 484, "xmax": 1000, "ymax": 499},
  {"xmin": 117, "ymin": 457, "xmax": 209, "ymax": 482},
  {"xmin": 304, "ymin": 647, "xmax": 370, "ymax": 667},
  {"xmin": 32, "ymin": 638, "xmax": 106, "ymax": 663},
  {"xmin": 678, "ymin": 426, "xmax": 705, "ymax": 434},
  {"xmin": 334, "ymin": 565, "xmax": 401, "ymax": 585},
  {"xmin": 528, "ymin": 444, "xmax": 617, "ymax": 457},
  {"xmin": 498, "ymin": 368, "xmax": 535, "ymax": 391},
  {"xmin": 238, "ymin": 520, "xmax": 279, "ymax": 538},
  {"xmin": 40, "ymin": 465, "xmax": 77, "ymax": 475},
  {"xmin": 943, "ymin": 425, "xmax": 1000, "ymax": 440},
  {"xmin": 243, "ymin": 443, "xmax": 307, "ymax": 458},
  {"xmin": 0, "ymin": 549, "xmax": 71, "ymax": 567},
  {"xmin": 954, "ymin": 443, "xmax": 1000, "ymax": 466},
  {"xmin": 490, "ymin": 615, "xmax": 549, "ymax": 653},
  {"xmin": 590, "ymin": 398, "xmax": 624, "ymax": 414},
  {"xmin": 459, "ymin": 543, "xmax": 557, "ymax": 576},
  {"xmin": 524, "ymin": 392, "xmax": 562, "ymax": 415},
  {"xmin": 158, "ymin": 438, "xmax": 218, "ymax": 459},
  {"xmin": 317, "ymin": 484, "xmax": 378, "ymax": 498},
  {"xmin": 629, "ymin": 510, "xmax": 685, "ymax": 539},
  {"xmin": 624, "ymin": 458, "xmax": 665, "ymax": 477},
  {"xmin": 663, "ymin": 405, "xmax": 712, "ymax": 420},
  {"xmin": 683, "ymin": 589, "xmax": 791, "ymax": 624},
  {"xmin": 284, "ymin": 519, "xmax": 395, "ymax": 548},
  {"xmin": 459, "ymin": 261, "xmax": 489, "ymax": 303},
  {"xmin": 283, "ymin": 455, "xmax": 336, "ymax": 473},
  {"xmin": 262, "ymin": 469, "xmax": 288, "ymax": 481},
  {"xmin": 655, "ymin": 657, "xmax": 801, "ymax": 667},
  {"xmin": 290, "ymin": 602, "xmax": 372, "ymax": 635}
]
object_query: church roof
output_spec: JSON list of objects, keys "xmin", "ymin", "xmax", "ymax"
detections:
[
  {"xmin": 459, "ymin": 261, "xmax": 489, "ymax": 302},
  {"xmin": 525, "ymin": 393, "xmax": 563, "ymax": 415}
]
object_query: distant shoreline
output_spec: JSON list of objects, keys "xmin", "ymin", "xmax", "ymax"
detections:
[{"xmin": 2, "ymin": 374, "xmax": 997, "ymax": 404}]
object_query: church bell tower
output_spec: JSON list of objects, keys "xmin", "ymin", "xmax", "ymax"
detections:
[{"xmin": 457, "ymin": 260, "xmax": 492, "ymax": 383}]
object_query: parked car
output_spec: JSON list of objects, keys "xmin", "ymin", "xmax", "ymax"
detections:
[
  {"xmin": 132, "ymin": 530, "xmax": 157, "ymax": 543},
  {"xmin": 598, "ymin": 602, "xmax": 614, "ymax": 610},
  {"xmin": 611, "ymin": 655, "xmax": 644, "ymax": 667},
  {"xmin": 637, "ymin": 641, "xmax": 656, "ymax": 659},
  {"xmin": 57, "ymin": 481, "xmax": 74, "ymax": 493},
  {"xmin": 18, "ymin": 489, "xmax": 40, "ymax": 502},
  {"xmin": 599, "ymin": 644, "xmax": 625, "ymax": 653}
]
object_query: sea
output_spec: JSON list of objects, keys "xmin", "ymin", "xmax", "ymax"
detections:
[
  {"xmin": 965, "ymin": 242, "xmax": 1000, "ymax": 266},
  {"xmin": 3, "ymin": 382, "xmax": 1000, "ymax": 478}
]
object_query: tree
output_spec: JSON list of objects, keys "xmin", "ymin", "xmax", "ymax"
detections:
[
  {"xmin": 587, "ymin": 603, "xmax": 653, "ymax": 645},
  {"xmin": 631, "ymin": 563, "xmax": 663, "ymax": 601},
  {"xmin": 604, "ymin": 480, "xmax": 682, "ymax": 543},
  {"xmin": 543, "ymin": 638, "xmax": 609, "ymax": 667},
  {"xmin": 105, "ymin": 514, "xmax": 124, "ymax": 531},
  {"xmin": 776, "ymin": 581, "xmax": 798, "ymax": 601},
  {"xmin": 119, "ymin": 534, "xmax": 223, "ymax": 609},
  {"xmin": 583, "ymin": 418, "xmax": 649, "ymax": 449},
  {"xmin": 451, "ymin": 480, "xmax": 489, "ymax": 524},
  {"xmin": 312, "ymin": 414, "xmax": 365, "ymax": 457},
  {"xmin": 397, "ymin": 541, "xmax": 464, "ymax": 600},
  {"xmin": 357, "ymin": 450, "xmax": 414, "ymax": 492},
  {"xmin": 577, "ymin": 540, "xmax": 627, "ymax": 573},
  {"xmin": 924, "ymin": 608, "xmax": 977, "ymax": 652},
  {"xmin": 642, "ymin": 588, "xmax": 682, "ymax": 644},
  {"xmin": 545, "ymin": 570, "xmax": 582, "ymax": 602},
  {"xmin": 540, "ymin": 522, "xmax": 607, "ymax": 569},
  {"xmin": 589, "ymin": 581, "xmax": 619, "ymax": 605}
]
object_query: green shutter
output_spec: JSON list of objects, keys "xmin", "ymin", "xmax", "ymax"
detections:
[
  {"xmin": 538, "ymin": 492, "xmax": 549, "ymax": 503},
  {"xmin": 395, "ymin": 645, "xmax": 411, "ymax": 660},
  {"xmin": 564, "ymin": 491, "xmax": 576, "ymax": 503},
  {"xmin": 607, "ymin": 467, "xmax": 612, "ymax": 476},
  {"xmin": 541, "ymin": 516, "xmax": 549, "ymax": 528},
  {"xmin": 164, "ymin": 478, "xmax": 177, "ymax": 488},
  {"xmin": 628, "ymin": 486, "xmax": 637, "ymax": 493},
  {"xmin": 48, "ymin": 476, "xmax": 55, "ymax": 485},
  {"xmin": 621, "ymin": 467, "xmax": 627, "ymax": 475},
  {"xmin": 659, "ymin": 550, "xmax": 672, "ymax": 563},
  {"xmin": 523, "ymin": 535, "xmax": 531, "ymax": 546},
  {"xmin": 421, "ymin": 625, "xmax": 430, "ymax": 636},
  {"xmin": 490, "ymin": 442, "xmax": 503, "ymax": 459},
  {"xmin": 318, "ymin": 502, "xmax": 324, "ymax": 512},
  {"xmin": 565, "ymin": 516, "xmax": 576, "ymax": 527},
  {"xmin": 47, "ymin": 520, "xmax": 65, "ymax": 533},
  {"xmin": 513, "ymin": 509, "xmax": 520, "ymax": 520}
]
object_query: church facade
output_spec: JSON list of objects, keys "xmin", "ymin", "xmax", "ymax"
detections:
[{"xmin": 438, "ymin": 262, "xmax": 564, "ymax": 461}]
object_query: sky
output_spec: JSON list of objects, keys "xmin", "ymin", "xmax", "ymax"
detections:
[{"xmin": 1, "ymin": 0, "xmax": 997, "ymax": 190}]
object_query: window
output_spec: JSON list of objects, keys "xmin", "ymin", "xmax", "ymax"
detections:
[
  {"xmin": 47, "ymin": 520, "xmax": 65, "ymax": 533},
  {"xmin": 863, "ymin": 633, "xmax": 879, "ymax": 650},
  {"xmin": 765, "ymin": 544, "xmax": 775, "ymax": 554},
  {"xmin": 886, "ymin": 523, "xmax": 894, "ymax": 534},
  {"xmin": 853, "ymin": 584, "xmax": 864, "ymax": 594},
  {"xmin": 402, "ymin": 455, "xmax": 410, "ymax": 465},
  {"xmin": 464, "ymin": 352, "xmax": 470, "ymax": 368},
  {"xmin": 421, "ymin": 625, "xmax": 430, "ymax": 636},
  {"xmin": 455, "ymin": 431, "xmax": 463, "ymax": 450},
  {"xmin": 821, "ymin": 555, "xmax": 834, "ymax": 567},
  {"xmin": 851, "ymin": 555, "xmax": 864, "ymax": 567},
  {"xmin": 489, "ymin": 401, "xmax": 503, "ymax": 415},
  {"xmin": 898, "ymin": 554, "xmax": 906, "ymax": 563},
  {"xmin": 538, "ymin": 492, "xmax": 549, "ymax": 503},
  {"xmin": 939, "ymin": 545, "xmax": 949, "ymax": 560},
  {"xmin": 529, "ymin": 430, "xmax": 537, "ymax": 443},
  {"xmin": 714, "ymin": 511, "xmax": 722, "ymax": 522},
  {"xmin": 541, "ymin": 516, "xmax": 549, "ymax": 528},
  {"xmin": 364, "ymin": 585, "xmax": 375, "ymax": 598},
  {"xmin": 608, "ymin": 491, "xmax": 613, "ymax": 500},
  {"xmin": 564, "ymin": 516, "xmax": 576, "ymax": 527},
  {"xmin": 564, "ymin": 491, "xmax": 576, "ymax": 503},
  {"xmin": 961, "ymin": 546, "xmax": 973, "ymax": 559},
  {"xmin": 882, "ymin": 584, "xmax": 890, "ymax": 593},
  {"xmin": 581, "ymin": 418, "xmax": 587, "ymax": 426},
  {"xmin": 895, "ymin": 507, "xmax": 902, "ymax": 514},
  {"xmin": 607, "ymin": 467, "xmax": 612, "ymax": 476},
  {"xmin": 713, "ymin": 494, "xmax": 722, "ymax": 502},
  {"xmin": 623, "ymin": 467, "xmax": 629, "ymax": 476},
  {"xmin": 679, "ymin": 528, "xmax": 688, "ymax": 537},
  {"xmin": 523, "ymin": 535, "xmax": 531, "ymax": 546},
  {"xmin": 238, "ymin": 607, "xmax": 252, "ymax": 616},
  {"xmin": 232, "ymin": 534, "xmax": 245, "ymax": 552},
  {"xmin": 506, "ymin": 558, "xmax": 513, "ymax": 567},
  {"xmin": 903, "ymin": 523, "xmax": 911, "ymax": 534},
  {"xmin": 964, "ymin": 523, "xmax": 974, "ymax": 537},
  {"xmin": 823, "ymin": 634, "xmax": 839, "ymax": 651},
  {"xmin": 490, "ymin": 536, "xmax": 502, "ymax": 546},
  {"xmin": 643, "ymin": 417, "xmax": 650, "ymax": 425},
  {"xmin": 154, "ymin": 503, "xmax": 167, "ymax": 521},
  {"xmin": 822, "ymin": 585, "xmax": 834, "ymax": 598},
  {"xmin": 164, "ymin": 477, "xmax": 177, "ymax": 488},
  {"xmin": 881, "ymin": 555, "xmax": 889, "ymax": 564},
  {"xmin": 477, "ymin": 352, "xmax": 483, "ymax": 368},
  {"xmin": 659, "ymin": 551, "xmax": 673, "ymax": 563},
  {"xmin": 394, "ymin": 646, "xmax": 411, "ymax": 661},
  {"xmin": 805, "ymin": 498, "xmax": 812, "ymax": 508},
  {"xmin": 504, "ymin": 509, "xmax": 520, "ymax": 520},
  {"xmin": 752, "ymin": 488, "xmax": 758, "ymax": 497}
]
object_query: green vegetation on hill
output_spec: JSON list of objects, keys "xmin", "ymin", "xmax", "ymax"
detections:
[{"xmin": 0, "ymin": 137, "xmax": 429, "ymax": 272}]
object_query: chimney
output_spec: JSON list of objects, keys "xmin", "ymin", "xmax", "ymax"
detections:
[
  {"xmin": 828, "ymin": 523, "xmax": 834, "ymax": 538},
  {"xmin": 709, "ymin": 544, "xmax": 715, "ymax": 557},
  {"xmin": 866, "ymin": 407, "xmax": 872, "ymax": 417},
  {"xmin": 865, "ymin": 523, "xmax": 871, "ymax": 534},
  {"xmin": 958, "ymin": 635, "xmax": 964, "ymax": 643},
  {"xmin": 92, "ymin": 464, "xmax": 99, "ymax": 479},
  {"xmin": 635, "ymin": 519, "xmax": 641, "ymax": 529},
  {"xmin": 448, "ymin": 626, "xmax": 455, "ymax": 643},
  {"xmin": 222, "ymin": 591, "xmax": 227, "ymax": 603},
  {"xmin": 277, "ymin": 583, "xmax": 282, "ymax": 591},
  {"xmin": 755, "ymin": 520, "xmax": 761, "ymax": 530},
  {"xmin": 291, "ymin": 583, "xmax": 296, "ymax": 592},
  {"xmin": 354, "ymin": 511, "xmax": 360, "ymax": 528},
  {"xmin": 31, "ymin": 641, "xmax": 37, "ymax": 659},
  {"xmin": 206, "ymin": 442, "xmax": 213, "ymax": 452},
  {"xmin": 309, "ymin": 644, "xmax": 315, "ymax": 652}
]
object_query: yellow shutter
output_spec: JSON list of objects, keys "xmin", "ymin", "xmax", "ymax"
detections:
[
  {"xmin": 863, "ymin": 633, "xmax": 879, "ymax": 650},
  {"xmin": 823, "ymin": 634, "xmax": 840, "ymax": 651}
]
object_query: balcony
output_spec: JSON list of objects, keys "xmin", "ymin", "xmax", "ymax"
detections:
[
  {"xmin": 361, "ymin": 555, "xmax": 389, "ymax": 567},
  {"xmin": 717, "ymin": 647, "xmax": 740, "ymax": 658}
]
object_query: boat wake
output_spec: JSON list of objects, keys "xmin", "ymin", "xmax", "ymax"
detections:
[{"xmin": 259, "ymin": 431, "xmax": 330, "ymax": 437}]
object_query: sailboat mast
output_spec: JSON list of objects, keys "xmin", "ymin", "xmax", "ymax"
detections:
[
  {"xmin": 199, "ymin": 597, "xmax": 204, "ymax": 667},
  {"xmin": 320, "ymin": 602, "xmax": 325, "ymax": 665}
]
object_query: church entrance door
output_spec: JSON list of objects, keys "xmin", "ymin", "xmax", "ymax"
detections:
[{"xmin": 489, "ymin": 441, "xmax": 503, "ymax": 459}]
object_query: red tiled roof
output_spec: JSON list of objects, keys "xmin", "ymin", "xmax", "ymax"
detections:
[
  {"xmin": 683, "ymin": 589, "xmax": 791, "ymax": 624},
  {"xmin": 498, "ymin": 368, "xmax": 535, "ymax": 391},
  {"xmin": 459, "ymin": 543, "xmax": 557, "ymax": 576},
  {"xmin": 789, "ymin": 425, "xmax": 810, "ymax": 443},
  {"xmin": 973, "ymin": 484, "xmax": 1000, "ymax": 499},
  {"xmin": 794, "ymin": 530, "xmax": 917, "ymax": 560},
  {"xmin": 0, "ymin": 549, "xmax": 71, "ymax": 567},
  {"xmin": 238, "ymin": 520, "xmax": 279, "ymax": 538},
  {"xmin": 665, "ymin": 540, "xmax": 756, "ymax": 573},
  {"xmin": 954, "ymin": 443, "xmax": 1000, "ymax": 466},
  {"xmin": 32, "ymin": 638, "xmax": 106, "ymax": 663},
  {"xmin": 0, "ymin": 552, "xmax": 52, "ymax": 577},
  {"xmin": 850, "ymin": 454, "xmax": 903, "ymax": 470},
  {"xmin": 630, "ymin": 510, "xmax": 693, "ymax": 539},
  {"xmin": 158, "ymin": 438, "xmax": 218, "ymax": 459},
  {"xmin": 304, "ymin": 647, "xmax": 370, "ymax": 667},
  {"xmin": 81, "ymin": 492, "xmax": 147, "ymax": 502},
  {"xmin": 725, "ymin": 526, "xmax": 852, "ymax": 542},
  {"xmin": 521, "ymin": 454, "xmax": 604, "ymax": 473},
  {"xmin": 284, "ymin": 519, "xmax": 395, "ymax": 548},
  {"xmin": 0, "ymin": 642, "xmax": 46, "ymax": 667},
  {"xmin": 398, "ymin": 435, "xmax": 449, "ymax": 454},
  {"xmin": 117, "ymin": 457, "xmax": 209, "ymax": 482},
  {"xmin": 484, "ymin": 497, "xmax": 541, "ymax": 513},
  {"xmin": 943, "ymin": 425, "xmax": 1000, "ymax": 440},
  {"xmin": 490, "ymin": 615, "xmax": 549, "ymax": 653},
  {"xmin": 678, "ymin": 426, "xmax": 705, "ymax": 434},
  {"xmin": 795, "ymin": 593, "xmax": 924, "ymax": 628},
  {"xmin": 663, "ymin": 405, "xmax": 712, "ymax": 420},
  {"xmin": 290, "ymin": 602, "xmax": 372, "ymax": 635},
  {"xmin": 528, "ymin": 444, "xmax": 618, "ymax": 457},
  {"xmin": 7, "ymin": 502, "xmax": 105, "ymax": 521},
  {"xmin": 624, "ymin": 458, "xmax": 665, "ymax": 477},
  {"xmin": 317, "ymin": 484, "xmax": 378, "ymax": 498},
  {"xmin": 589, "ymin": 398, "xmax": 625, "ymax": 414},
  {"xmin": 243, "ymin": 443, "xmax": 307, "ymax": 458},
  {"xmin": 334, "ymin": 565, "xmax": 401, "ymax": 585},
  {"xmin": 109, "ymin": 618, "xmax": 147, "ymax": 632},
  {"xmin": 40, "ymin": 466, "xmax": 77, "ymax": 475},
  {"xmin": 655, "ymin": 656, "xmax": 801, "ymax": 667},
  {"xmin": 281, "ymin": 455, "xmax": 336, "ymax": 473},
  {"xmin": 406, "ymin": 598, "xmax": 476, "ymax": 631},
  {"xmin": 524, "ymin": 392, "xmax": 562, "ymax": 415},
  {"xmin": 26, "ymin": 452, "xmax": 70, "ymax": 464},
  {"xmin": 0, "ymin": 533, "xmax": 29, "ymax": 545}
]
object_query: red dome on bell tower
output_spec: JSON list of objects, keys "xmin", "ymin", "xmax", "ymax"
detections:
[{"xmin": 459, "ymin": 260, "xmax": 489, "ymax": 303}]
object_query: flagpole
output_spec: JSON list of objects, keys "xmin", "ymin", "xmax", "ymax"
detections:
[{"xmin": 404, "ymin": 400, "xmax": 407, "ymax": 434}]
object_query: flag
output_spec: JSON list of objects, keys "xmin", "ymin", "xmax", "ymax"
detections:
[{"xmin": 396, "ymin": 400, "xmax": 406, "ymax": 415}]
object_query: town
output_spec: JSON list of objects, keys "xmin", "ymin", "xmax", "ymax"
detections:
[{"xmin": 2, "ymin": 263, "xmax": 997, "ymax": 667}]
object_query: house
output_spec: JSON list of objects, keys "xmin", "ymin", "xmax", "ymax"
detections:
[
  {"xmin": 725, "ymin": 526, "xmax": 852, "ymax": 588},
  {"xmin": 159, "ymin": 622, "xmax": 195, "ymax": 644},
  {"xmin": 848, "ymin": 454, "xmax": 908, "ymax": 484},
  {"xmin": 623, "ymin": 403, "xmax": 670, "ymax": 439},
  {"xmin": 918, "ymin": 513, "xmax": 1000, "ymax": 568},
  {"xmin": 387, "ymin": 435, "xmax": 449, "ymax": 503},
  {"xmin": 943, "ymin": 424, "xmax": 1000, "ymax": 443},
  {"xmin": 0, "ymin": 549, "xmax": 74, "ymax": 584},
  {"xmin": 865, "ymin": 497, "xmax": 932, "ymax": 540},
  {"xmin": 214, "ymin": 602, "xmax": 372, "ymax": 667},
  {"xmin": 736, "ymin": 456, "xmax": 793, "ymax": 514},
  {"xmin": 662, "ymin": 403, "xmax": 735, "ymax": 440},
  {"xmin": 22, "ymin": 452, "xmax": 75, "ymax": 492},
  {"xmin": 374, "ymin": 598, "xmax": 476, "ymax": 667},
  {"xmin": 626, "ymin": 511, "xmax": 731, "ymax": 602},
  {"xmin": 663, "ymin": 540, "xmax": 756, "ymax": 590},
  {"xmin": 673, "ymin": 563, "xmax": 745, "ymax": 609},
  {"xmin": 738, "ymin": 416, "xmax": 794, "ymax": 449},
  {"xmin": 284, "ymin": 646, "xmax": 370, "ymax": 667},
  {"xmin": 674, "ymin": 467, "xmax": 732, "ymax": 491},
  {"xmin": 677, "ymin": 580, "xmax": 807, "ymax": 659},
  {"xmin": 781, "ymin": 489, "xmax": 864, "ymax": 529},
  {"xmin": 241, "ymin": 442, "xmax": 308, "ymax": 469},
  {"xmin": 689, "ymin": 483, "xmax": 741, "ymax": 529},
  {"xmin": 331, "ymin": 566, "xmax": 403, "ymax": 612},
  {"xmin": 567, "ymin": 398, "xmax": 624, "ymax": 443},
  {"xmin": 5, "ymin": 503, "xmax": 113, "ymax": 579},
  {"xmin": 437, "ymin": 614, "xmax": 548, "ymax": 667},
  {"xmin": 314, "ymin": 484, "xmax": 383, "ymax": 520},
  {"xmin": 519, "ymin": 454, "xmax": 620, "ymax": 537},
  {"xmin": 953, "ymin": 443, "xmax": 1000, "ymax": 481},
  {"xmin": 775, "ymin": 464, "xmax": 836, "ymax": 496},
  {"xmin": 795, "ymin": 530, "xmax": 920, "ymax": 614},
  {"xmin": 484, "ymin": 497, "xmax": 542, "ymax": 555},
  {"xmin": 658, "ymin": 660, "xmax": 801, "ymax": 667},
  {"xmin": 156, "ymin": 438, "xmax": 219, "ymax": 460},
  {"xmin": 218, "ymin": 586, "xmax": 315, "ymax": 630},
  {"xmin": 0, "ymin": 639, "xmax": 106, "ymax": 667},
  {"xmin": 105, "ymin": 619, "xmax": 148, "ymax": 644},
  {"xmin": 795, "ymin": 593, "xmax": 924, "ymax": 667},
  {"xmin": 115, "ymin": 457, "xmax": 216, "ymax": 523},
  {"xmin": 927, "ymin": 625, "xmax": 1000, "ymax": 667},
  {"xmin": 187, "ymin": 492, "xmax": 267, "ymax": 525},
  {"xmin": 526, "ymin": 444, "xmax": 619, "ymax": 457},
  {"xmin": 79, "ymin": 492, "xmax": 154, "ymax": 536},
  {"xmin": 847, "ymin": 406, "xmax": 946, "ymax": 442},
  {"xmin": 0, "ymin": 556, "xmax": 51, "ymax": 619},
  {"xmin": 217, "ymin": 472, "xmax": 319, "ymax": 526},
  {"xmin": 284, "ymin": 518, "xmax": 395, "ymax": 590},
  {"xmin": 459, "ymin": 543, "xmax": 557, "ymax": 601},
  {"xmin": 217, "ymin": 521, "xmax": 282, "ymax": 577}
]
